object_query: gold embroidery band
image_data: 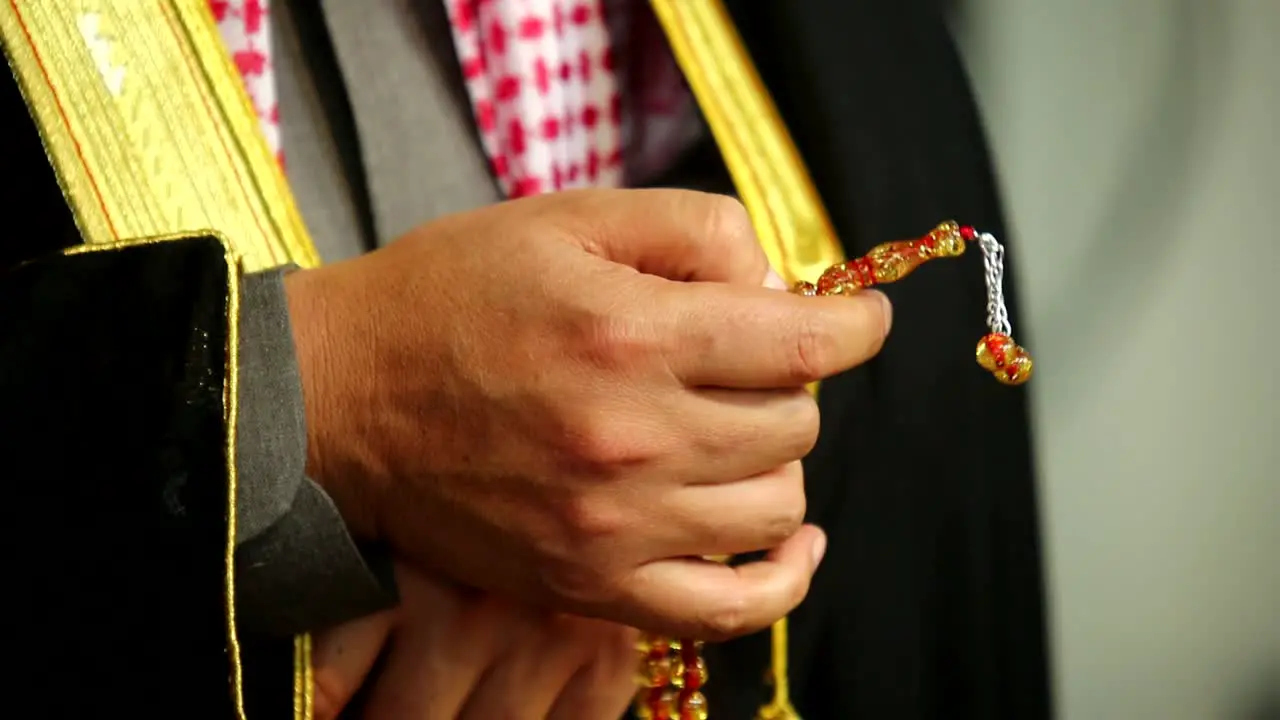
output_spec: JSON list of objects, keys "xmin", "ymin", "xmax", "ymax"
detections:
[
  {"xmin": 0, "ymin": 0, "xmax": 318, "ymax": 271},
  {"xmin": 650, "ymin": 2, "xmax": 847, "ymax": 718},
  {"xmin": 1, "ymin": 1, "xmax": 319, "ymax": 718}
]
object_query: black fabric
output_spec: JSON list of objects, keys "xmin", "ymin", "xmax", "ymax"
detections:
[
  {"xmin": 0, "ymin": 55, "xmax": 77, "ymax": 265},
  {"xmin": 698, "ymin": 2, "xmax": 1053, "ymax": 719},
  {"xmin": 1, "ymin": 238, "xmax": 239, "ymax": 716},
  {"xmin": 0, "ymin": 237, "xmax": 302, "ymax": 719}
]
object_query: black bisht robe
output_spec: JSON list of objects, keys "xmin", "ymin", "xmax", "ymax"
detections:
[{"xmin": 700, "ymin": 2, "xmax": 1052, "ymax": 719}]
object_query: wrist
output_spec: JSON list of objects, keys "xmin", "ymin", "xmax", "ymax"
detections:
[{"xmin": 284, "ymin": 266, "xmax": 385, "ymax": 542}]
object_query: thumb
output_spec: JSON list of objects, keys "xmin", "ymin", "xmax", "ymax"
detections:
[
  {"xmin": 558, "ymin": 189, "xmax": 770, "ymax": 285},
  {"xmin": 312, "ymin": 610, "xmax": 396, "ymax": 720}
]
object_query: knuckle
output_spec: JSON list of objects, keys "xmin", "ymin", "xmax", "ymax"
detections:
[
  {"xmin": 562, "ymin": 492, "xmax": 628, "ymax": 541},
  {"xmin": 574, "ymin": 305, "xmax": 662, "ymax": 372},
  {"xmin": 701, "ymin": 596, "xmax": 751, "ymax": 640},
  {"xmin": 763, "ymin": 473, "xmax": 807, "ymax": 543},
  {"xmin": 540, "ymin": 551, "xmax": 611, "ymax": 607},
  {"xmin": 703, "ymin": 193, "xmax": 752, "ymax": 240},
  {"xmin": 785, "ymin": 561, "xmax": 816, "ymax": 608},
  {"xmin": 702, "ymin": 194, "xmax": 761, "ymax": 265},
  {"xmin": 788, "ymin": 396, "xmax": 821, "ymax": 457},
  {"xmin": 534, "ymin": 497, "xmax": 629, "ymax": 606},
  {"xmin": 789, "ymin": 315, "xmax": 838, "ymax": 382},
  {"xmin": 855, "ymin": 299, "xmax": 890, "ymax": 360},
  {"xmin": 555, "ymin": 415, "xmax": 651, "ymax": 476}
]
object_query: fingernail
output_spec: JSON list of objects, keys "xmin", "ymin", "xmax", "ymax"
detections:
[
  {"xmin": 811, "ymin": 531, "xmax": 828, "ymax": 567},
  {"xmin": 764, "ymin": 268, "xmax": 788, "ymax": 290}
]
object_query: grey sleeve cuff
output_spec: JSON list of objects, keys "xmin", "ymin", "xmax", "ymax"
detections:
[
  {"xmin": 232, "ymin": 268, "xmax": 397, "ymax": 636},
  {"xmin": 237, "ymin": 478, "xmax": 397, "ymax": 636}
]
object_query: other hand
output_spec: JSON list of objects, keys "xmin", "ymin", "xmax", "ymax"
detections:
[{"xmin": 312, "ymin": 563, "xmax": 638, "ymax": 720}]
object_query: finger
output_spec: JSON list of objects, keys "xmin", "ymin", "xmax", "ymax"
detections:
[
  {"xmin": 557, "ymin": 189, "xmax": 770, "ymax": 285},
  {"xmin": 362, "ymin": 591, "xmax": 516, "ymax": 720},
  {"xmin": 667, "ymin": 283, "xmax": 893, "ymax": 388},
  {"xmin": 603, "ymin": 463, "xmax": 807, "ymax": 561},
  {"xmin": 547, "ymin": 624, "xmax": 641, "ymax": 720},
  {"xmin": 457, "ymin": 615, "xmax": 602, "ymax": 720},
  {"xmin": 670, "ymin": 387, "xmax": 818, "ymax": 481},
  {"xmin": 663, "ymin": 462, "xmax": 807, "ymax": 558},
  {"xmin": 620, "ymin": 524, "xmax": 827, "ymax": 641},
  {"xmin": 312, "ymin": 611, "xmax": 395, "ymax": 720}
]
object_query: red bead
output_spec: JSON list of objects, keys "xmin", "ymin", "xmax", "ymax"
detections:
[
  {"xmin": 960, "ymin": 225, "xmax": 977, "ymax": 240},
  {"xmin": 857, "ymin": 260, "xmax": 875, "ymax": 285},
  {"xmin": 817, "ymin": 269, "xmax": 853, "ymax": 294}
]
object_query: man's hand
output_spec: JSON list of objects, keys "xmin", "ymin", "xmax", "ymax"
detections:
[
  {"xmin": 286, "ymin": 189, "xmax": 892, "ymax": 639},
  {"xmin": 312, "ymin": 564, "xmax": 637, "ymax": 720}
]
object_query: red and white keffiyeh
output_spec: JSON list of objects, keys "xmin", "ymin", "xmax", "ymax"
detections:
[
  {"xmin": 210, "ymin": 0, "xmax": 283, "ymax": 166},
  {"xmin": 212, "ymin": 0, "xmax": 698, "ymax": 196},
  {"xmin": 444, "ymin": 0, "xmax": 698, "ymax": 196}
]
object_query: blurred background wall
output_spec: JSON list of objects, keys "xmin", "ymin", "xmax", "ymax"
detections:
[{"xmin": 953, "ymin": 1, "xmax": 1279, "ymax": 717}]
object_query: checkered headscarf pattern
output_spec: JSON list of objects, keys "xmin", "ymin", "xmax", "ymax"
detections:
[{"xmin": 212, "ymin": 0, "xmax": 699, "ymax": 197}]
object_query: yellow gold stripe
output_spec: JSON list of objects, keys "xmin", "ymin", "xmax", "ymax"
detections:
[
  {"xmin": 166, "ymin": 0, "xmax": 319, "ymax": 269},
  {"xmin": 0, "ymin": 0, "xmax": 319, "ymax": 272},
  {"xmin": 3, "ymin": 1, "xmax": 319, "ymax": 716}
]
